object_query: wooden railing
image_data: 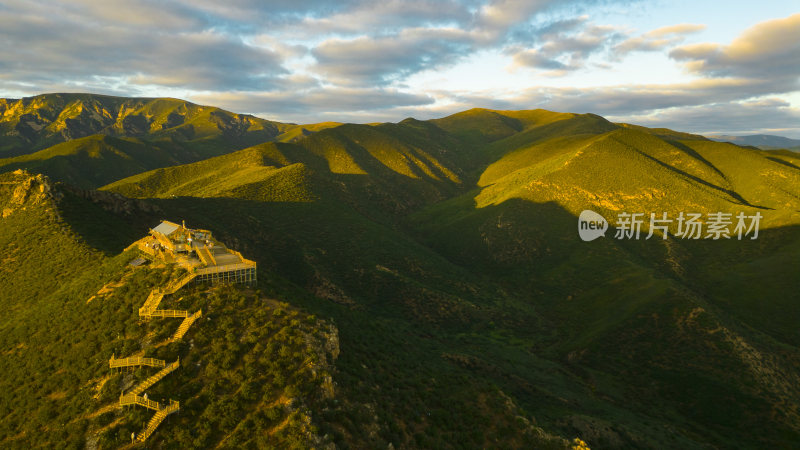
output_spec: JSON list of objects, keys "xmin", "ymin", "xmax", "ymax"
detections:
[
  {"xmin": 230, "ymin": 249, "xmax": 256, "ymax": 266},
  {"xmin": 165, "ymin": 273, "xmax": 197, "ymax": 293},
  {"xmin": 139, "ymin": 272, "xmax": 197, "ymax": 318},
  {"xmin": 136, "ymin": 401, "xmax": 180, "ymax": 442},
  {"xmin": 129, "ymin": 359, "xmax": 180, "ymax": 396},
  {"xmin": 149, "ymin": 309, "xmax": 190, "ymax": 318},
  {"xmin": 195, "ymin": 262, "xmax": 255, "ymax": 275},
  {"xmin": 173, "ymin": 310, "xmax": 202, "ymax": 341},
  {"xmin": 119, "ymin": 393, "xmax": 162, "ymax": 411},
  {"xmin": 110, "ymin": 355, "xmax": 166, "ymax": 369},
  {"xmin": 196, "ymin": 244, "xmax": 217, "ymax": 266}
]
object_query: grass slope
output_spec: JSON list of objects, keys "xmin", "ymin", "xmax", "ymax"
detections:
[
  {"xmin": 2, "ymin": 104, "xmax": 800, "ymax": 448},
  {"xmin": 0, "ymin": 172, "xmax": 361, "ymax": 449}
]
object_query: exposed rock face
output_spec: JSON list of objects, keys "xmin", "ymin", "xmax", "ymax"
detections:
[
  {"xmin": 209, "ymin": 110, "xmax": 254, "ymax": 137},
  {"xmin": 0, "ymin": 94, "xmax": 284, "ymax": 157},
  {"xmin": 0, "ymin": 169, "xmax": 160, "ymax": 219},
  {"xmin": 1, "ymin": 169, "xmax": 59, "ymax": 217},
  {"xmin": 2, "ymin": 95, "xmax": 118, "ymax": 143}
]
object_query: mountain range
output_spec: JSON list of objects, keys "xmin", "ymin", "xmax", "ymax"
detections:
[
  {"xmin": 1, "ymin": 93, "xmax": 799, "ymax": 449},
  {"xmin": 708, "ymin": 133, "xmax": 800, "ymax": 150}
]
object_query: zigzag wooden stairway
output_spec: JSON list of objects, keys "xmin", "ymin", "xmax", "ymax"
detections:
[
  {"xmin": 138, "ymin": 272, "xmax": 198, "ymax": 319},
  {"xmin": 173, "ymin": 310, "xmax": 202, "ymax": 341},
  {"xmin": 101, "ymin": 222, "xmax": 258, "ymax": 444},
  {"xmin": 113, "ymin": 270, "xmax": 203, "ymax": 444}
]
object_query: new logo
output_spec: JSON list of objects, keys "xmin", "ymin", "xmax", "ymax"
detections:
[{"xmin": 578, "ymin": 210, "xmax": 608, "ymax": 241}]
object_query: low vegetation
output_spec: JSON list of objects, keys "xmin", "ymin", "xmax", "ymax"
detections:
[{"xmin": 1, "ymin": 95, "xmax": 799, "ymax": 448}]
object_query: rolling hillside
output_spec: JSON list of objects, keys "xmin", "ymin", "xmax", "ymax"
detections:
[
  {"xmin": 0, "ymin": 94, "xmax": 334, "ymax": 188},
  {"xmin": 0, "ymin": 94, "xmax": 290, "ymax": 156},
  {"xmin": 0, "ymin": 168, "xmax": 579, "ymax": 449},
  {"xmin": 2, "ymin": 96, "xmax": 800, "ymax": 449}
]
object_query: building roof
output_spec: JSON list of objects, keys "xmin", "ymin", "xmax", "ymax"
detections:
[{"xmin": 152, "ymin": 221, "xmax": 181, "ymax": 236}]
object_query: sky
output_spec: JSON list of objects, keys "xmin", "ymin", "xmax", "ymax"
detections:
[{"xmin": 1, "ymin": 0, "xmax": 799, "ymax": 137}]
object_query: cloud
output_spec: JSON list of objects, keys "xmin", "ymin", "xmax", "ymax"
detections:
[
  {"xmin": 670, "ymin": 13, "xmax": 800, "ymax": 80},
  {"xmin": 475, "ymin": 0, "xmax": 553, "ymax": 39},
  {"xmin": 508, "ymin": 18, "xmax": 624, "ymax": 74},
  {"xmin": 303, "ymin": 0, "xmax": 565, "ymax": 85},
  {"xmin": 172, "ymin": 0, "xmax": 359, "ymax": 25},
  {"xmin": 302, "ymin": 0, "xmax": 614, "ymax": 85},
  {"xmin": 511, "ymin": 77, "xmax": 789, "ymax": 116},
  {"xmin": 614, "ymin": 23, "xmax": 705, "ymax": 56},
  {"xmin": 0, "ymin": 2, "xmax": 288, "ymax": 92},
  {"xmin": 311, "ymin": 28, "xmax": 474, "ymax": 85},
  {"xmin": 64, "ymin": 0, "xmax": 206, "ymax": 30},
  {"xmin": 646, "ymin": 23, "xmax": 706, "ymax": 38},
  {"xmin": 0, "ymin": 1, "xmax": 797, "ymax": 140},
  {"xmin": 299, "ymin": 0, "xmax": 473, "ymax": 35}
]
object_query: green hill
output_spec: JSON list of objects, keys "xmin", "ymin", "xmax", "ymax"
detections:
[
  {"xmin": 0, "ymin": 94, "xmax": 294, "ymax": 155},
  {"xmin": 0, "ymin": 135, "xmax": 193, "ymax": 189},
  {"xmin": 0, "ymin": 94, "xmax": 339, "ymax": 189},
  {"xmin": 0, "ymin": 171, "xmax": 354, "ymax": 449},
  {"xmin": 2, "ymin": 101, "xmax": 800, "ymax": 449},
  {"xmin": 0, "ymin": 170, "xmax": 579, "ymax": 449}
]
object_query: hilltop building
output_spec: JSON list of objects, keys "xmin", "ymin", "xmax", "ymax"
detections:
[{"xmin": 127, "ymin": 220, "xmax": 256, "ymax": 286}]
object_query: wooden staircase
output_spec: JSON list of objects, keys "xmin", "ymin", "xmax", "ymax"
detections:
[
  {"xmin": 138, "ymin": 290, "xmax": 165, "ymax": 317},
  {"xmin": 136, "ymin": 401, "xmax": 180, "ymax": 443},
  {"xmin": 166, "ymin": 273, "xmax": 198, "ymax": 293},
  {"xmin": 173, "ymin": 310, "xmax": 202, "ymax": 341},
  {"xmin": 128, "ymin": 359, "xmax": 180, "ymax": 396},
  {"xmin": 196, "ymin": 244, "xmax": 217, "ymax": 266},
  {"xmin": 139, "ymin": 273, "xmax": 197, "ymax": 319},
  {"xmin": 112, "ymin": 269, "xmax": 206, "ymax": 442}
]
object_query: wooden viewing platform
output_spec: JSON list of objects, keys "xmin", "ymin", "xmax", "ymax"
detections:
[
  {"xmin": 128, "ymin": 220, "xmax": 257, "ymax": 288},
  {"xmin": 104, "ymin": 220, "xmax": 258, "ymax": 443},
  {"xmin": 119, "ymin": 393, "xmax": 163, "ymax": 411},
  {"xmin": 110, "ymin": 355, "xmax": 166, "ymax": 369}
]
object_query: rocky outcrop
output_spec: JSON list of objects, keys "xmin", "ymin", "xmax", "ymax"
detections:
[
  {"xmin": 1, "ymin": 169, "xmax": 60, "ymax": 218},
  {"xmin": 0, "ymin": 169, "xmax": 160, "ymax": 219},
  {"xmin": 0, "ymin": 94, "xmax": 285, "ymax": 156}
]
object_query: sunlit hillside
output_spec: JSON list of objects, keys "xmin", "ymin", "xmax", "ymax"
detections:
[{"xmin": 1, "ymin": 94, "xmax": 799, "ymax": 449}]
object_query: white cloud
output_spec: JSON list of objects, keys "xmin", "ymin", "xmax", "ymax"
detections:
[
  {"xmin": 614, "ymin": 23, "xmax": 705, "ymax": 56},
  {"xmin": 0, "ymin": 1, "xmax": 797, "ymax": 139},
  {"xmin": 670, "ymin": 13, "xmax": 800, "ymax": 80},
  {"xmin": 311, "ymin": 28, "xmax": 474, "ymax": 85},
  {"xmin": 507, "ymin": 18, "xmax": 625, "ymax": 75}
]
